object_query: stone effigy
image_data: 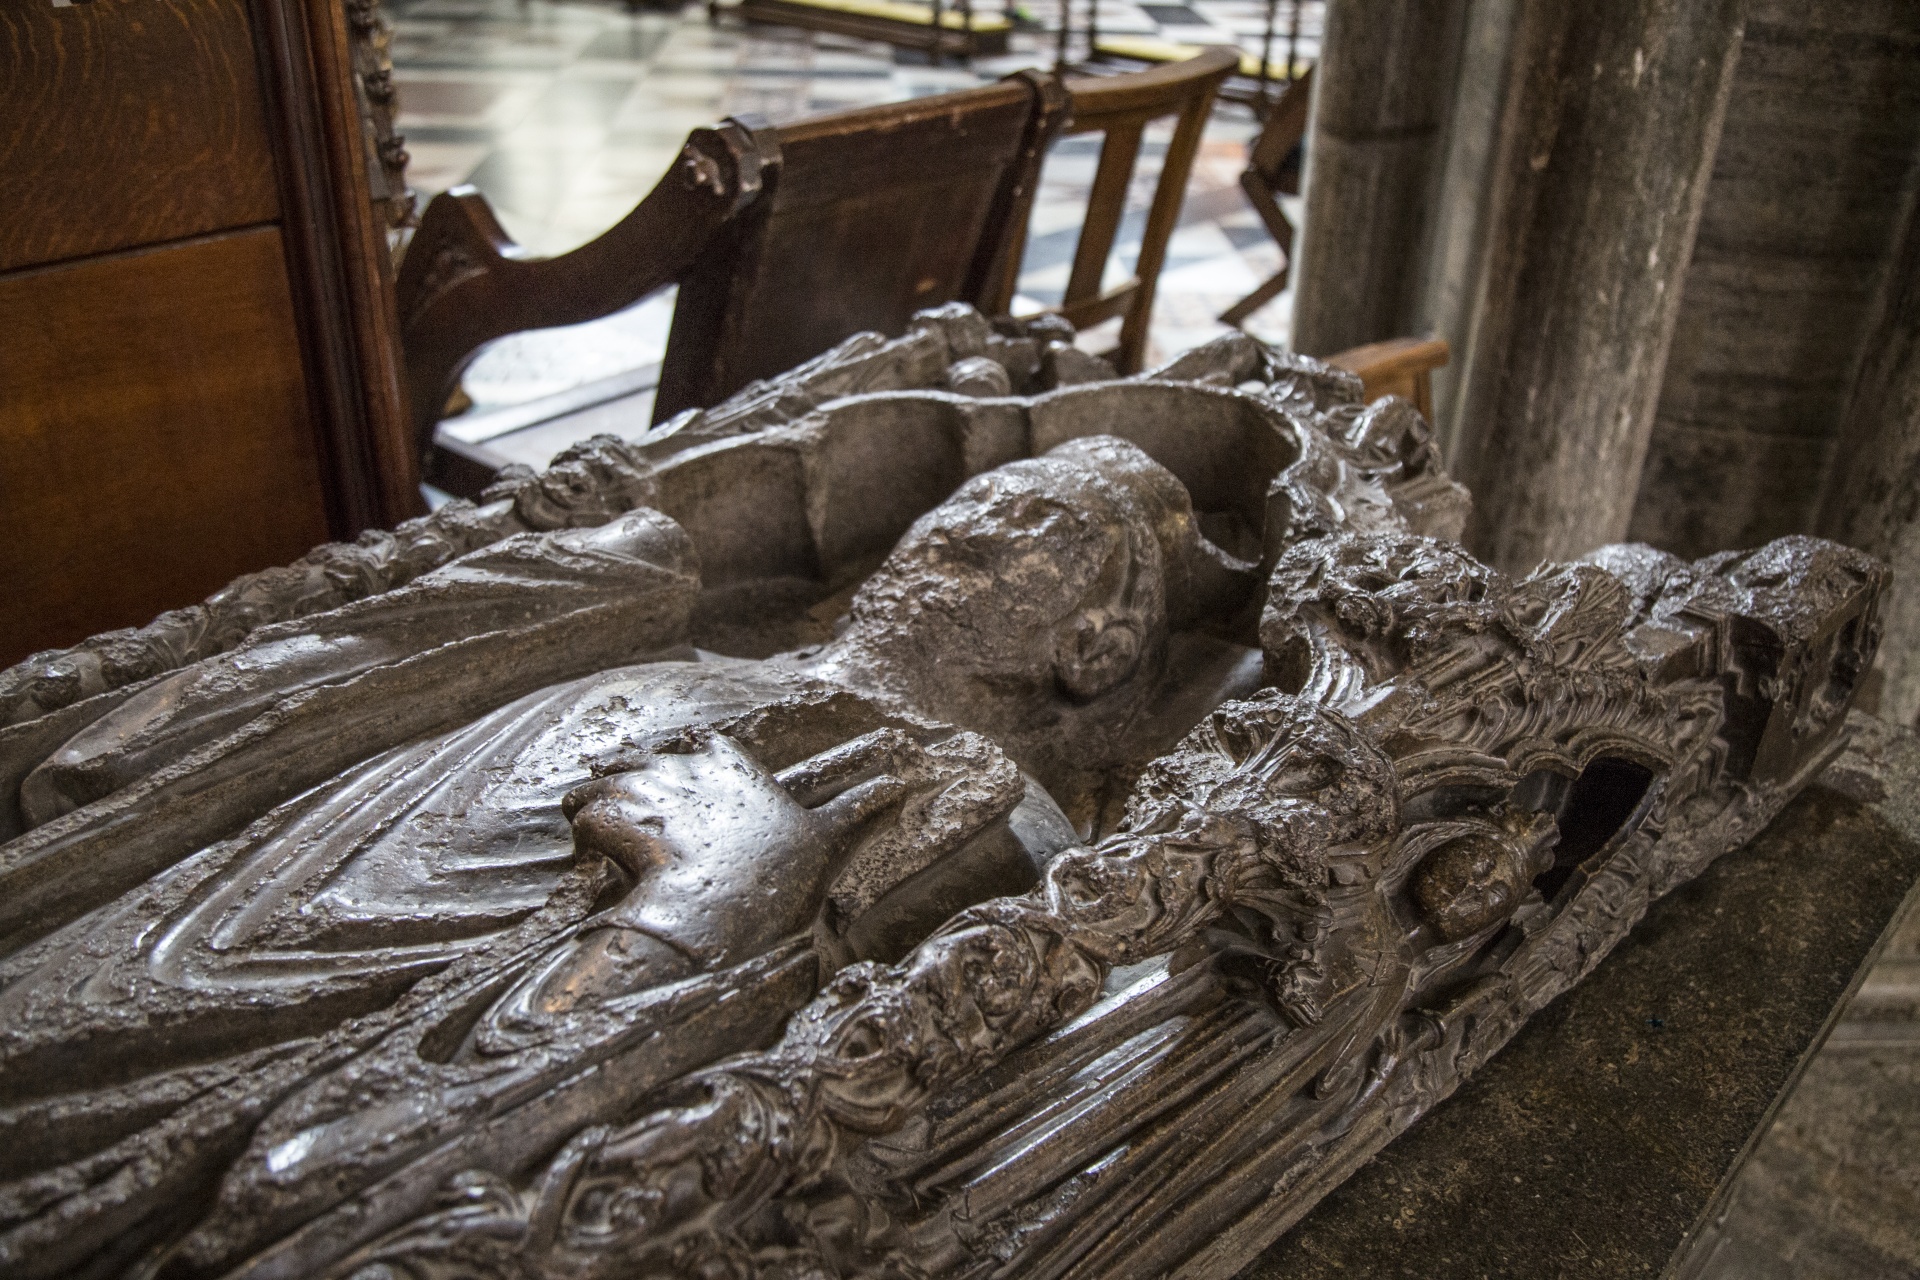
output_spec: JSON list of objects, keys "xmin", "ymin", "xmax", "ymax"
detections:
[{"xmin": 0, "ymin": 306, "xmax": 1885, "ymax": 1279}]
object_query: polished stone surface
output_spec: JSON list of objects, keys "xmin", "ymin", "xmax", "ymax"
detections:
[{"xmin": 10, "ymin": 317, "xmax": 1892, "ymax": 1277}]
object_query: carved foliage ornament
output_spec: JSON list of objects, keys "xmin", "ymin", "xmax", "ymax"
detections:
[{"xmin": 0, "ymin": 306, "xmax": 1884, "ymax": 1280}]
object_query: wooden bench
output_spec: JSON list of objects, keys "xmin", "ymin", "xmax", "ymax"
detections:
[
  {"xmin": 398, "ymin": 72, "xmax": 1067, "ymax": 488},
  {"xmin": 399, "ymin": 58, "xmax": 1447, "ymax": 499}
]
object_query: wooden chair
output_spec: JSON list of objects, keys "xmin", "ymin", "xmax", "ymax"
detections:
[
  {"xmin": 1327, "ymin": 335, "xmax": 1449, "ymax": 418},
  {"xmin": 1220, "ymin": 64, "xmax": 1311, "ymax": 328},
  {"xmin": 397, "ymin": 72, "xmax": 1066, "ymax": 485},
  {"xmin": 1087, "ymin": 35, "xmax": 1302, "ymax": 115},
  {"xmin": 993, "ymin": 48, "xmax": 1234, "ymax": 376}
]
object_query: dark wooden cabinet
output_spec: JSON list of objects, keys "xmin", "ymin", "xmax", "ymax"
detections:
[{"xmin": 0, "ymin": 0, "xmax": 419, "ymax": 665}]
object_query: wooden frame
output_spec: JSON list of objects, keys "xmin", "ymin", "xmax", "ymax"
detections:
[
  {"xmin": 251, "ymin": 0, "xmax": 420, "ymax": 533},
  {"xmin": 997, "ymin": 48, "xmax": 1235, "ymax": 374}
]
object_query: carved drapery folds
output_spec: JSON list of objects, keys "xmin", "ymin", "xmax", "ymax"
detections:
[{"xmin": 0, "ymin": 306, "xmax": 1884, "ymax": 1279}]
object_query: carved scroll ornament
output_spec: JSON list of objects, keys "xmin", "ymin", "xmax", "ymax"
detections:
[{"xmin": 0, "ymin": 306, "xmax": 1883, "ymax": 1280}]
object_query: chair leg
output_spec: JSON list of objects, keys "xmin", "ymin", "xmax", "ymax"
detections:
[
  {"xmin": 1067, "ymin": 125, "xmax": 1145, "ymax": 310},
  {"xmin": 1221, "ymin": 165, "xmax": 1293, "ymax": 328},
  {"xmin": 1240, "ymin": 167, "xmax": 1294, "ymax": 256},
  {"xmin": 1117, "ymin": 83, "xmax": 1216, "ymax": 374},
  {"xmin": 1220, "ymin": 266, "xmax": 1289, "ymax": 327}
]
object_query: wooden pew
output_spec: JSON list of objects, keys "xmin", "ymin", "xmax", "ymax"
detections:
[
  {"xmin": 398, "ymin": 72, "xmax": 1067, "ymax": 484},
  {"xmin": 1219, "ymin": 64, "xmax": 1312, "ymax": 327},
  {"xmin": 398, "ymin": 57, "xmax": 1443, "ymax": 502}
]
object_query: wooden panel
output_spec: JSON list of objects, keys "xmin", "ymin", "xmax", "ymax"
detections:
[
  {"xmin": 251, "ymin": 0, "xmax": 422, "ymax": 532},
  {"xmin": 0, "ymin": 228, "xmax": 332, "ymax": 663},
  {"xmin": 0, "ymin": 0, "xmax": 280, "ymax": 273}
]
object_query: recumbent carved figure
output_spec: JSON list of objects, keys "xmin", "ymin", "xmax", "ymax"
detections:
[{"xmin": 0, "ymin": 307, "xmax": 1883, "ymax": 1280}]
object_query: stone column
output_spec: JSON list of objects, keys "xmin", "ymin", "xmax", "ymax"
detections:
[
  {"xmin": 1627, "ymin": 1, "xmax": 1920, "ymax": 561},
  {"xmin": 1819, "ymin": 189, "xmax": 1920, "ymax": 724},
  {"xmin": 1289, "ymin": 0, "xmax": 1465, "ymax": 357},
  {"xmin": 1411, "ymin": 0, "xmax": 1517, "ymax": 451},
  {"xmin": 1445, "ymin": 0, "xmax": 1744, "ymax": 572}
]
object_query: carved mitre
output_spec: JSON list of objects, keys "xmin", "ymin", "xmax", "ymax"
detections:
[{"xmin": 0, "ymin": 306, "xmax": 1884, "ymax": 1280}]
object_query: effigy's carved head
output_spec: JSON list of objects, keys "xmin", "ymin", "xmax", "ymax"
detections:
[
  {"xmin": 828, "ymin": 436, "xmax": 1248, "ymax": 740},
  {"xmin": 480, "ymin": 433, "xmax": 660, "ymax": 530}
]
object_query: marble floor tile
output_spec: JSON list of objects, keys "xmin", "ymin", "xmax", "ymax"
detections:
[{"xmin": 392, "ymin": 76, "xmax": 518, "ymax": 119}]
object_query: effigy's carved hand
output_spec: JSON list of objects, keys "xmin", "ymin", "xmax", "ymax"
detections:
[
  {"xmin": 567, "ymin": 728, "xmax": 918, "ymax": 908},
  {"xmin": 488, "ymin": 729, "xmax": 924, "ymax": 1032}
]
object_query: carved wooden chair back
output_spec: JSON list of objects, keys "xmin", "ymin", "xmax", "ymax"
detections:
[
  {"xmin": 1220, "ymin": 64, "xmax": 1312, "ymax": 327},
  {"xmin": 396, "ymin": 73, "xmax": 1066, "ymax": 456},
  {"xmin": 992, "ymin": 48, "xmax": 1235, "ymax": 375},
  {"xmin": 657, "ymin": 73, "xmax": 1064, "ymax": 421}
]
